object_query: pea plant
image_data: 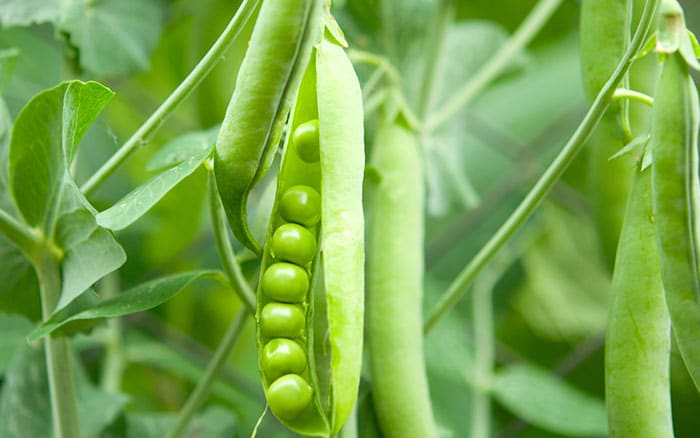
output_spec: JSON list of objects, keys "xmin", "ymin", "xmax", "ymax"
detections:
[{"xmin": 1, "ymin": 0, "xmax": 699, "ymax": 437}]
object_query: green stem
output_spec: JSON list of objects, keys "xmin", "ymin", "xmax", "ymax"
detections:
[
  {"xmin": 36, "ymin": 251, "xmax": 81, "ymax": 438},
  {"xmin": 471, "ymin": 271, "xmax": 495, "ymax": 438},
  {"xmin": 80, "ymin": 0, "xmax": 260, "ymax": 196},
  {"xmin": 613, "ymin": 88, "xmax": 655, "ymax": 106},
  {"xmin": 99, "ymin": 273, "xmax": 125, "ymax": 393},
  {"xmin": 364, "ymin": 88, "xmax": 389, "ymax": 120},
  {"xmin": 347, "ymin": 50, "xmax": 402, "ymax": 86},
  {"xmin": 417, "ymin": 0, "xmax": 454, "ymax": 119},
  {"xmin": 361, "ymin": 64, "xmax": 386, "ymax": 99},
  {"xmin": 0, "ymin": 208, "xmax": 41, "ymax": 257},
  {"xmin": 425, "ymin": 0, "xmax": 562, "ymax": 132},
  {"xmin": 168, "ymin": 307, "xmax": 250, "ymax": 438},
  {"xmin": 207, "ymin": 166, "xmax": 256, "ymax": 310},
  {"xmin": 424, "ymin": 0, "xmax": 660, "ymax": 333}
]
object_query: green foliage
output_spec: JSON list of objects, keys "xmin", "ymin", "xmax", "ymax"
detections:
[
  {"xmin": 492, "ymin": 363, "xmax": 608, "ymax": 436},
  {"xmin": 0, "ymin": 0, "xmax": 165, "ymax": 76},
  {"xmin": 0, "ymin": 345, "xmax": 126, "ymax": 437},
  {"xmin": 29, "ymin": 270, "xmax": 223, "ymax": 341},
  {"xmin": 0, "ymin": 0, "xmax": 699, "ymax": 436}
]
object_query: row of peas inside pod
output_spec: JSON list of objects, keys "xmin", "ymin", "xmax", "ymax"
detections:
[{"xmin": 258, "ymin": 119, "xmax": 323, "ymax": 421}]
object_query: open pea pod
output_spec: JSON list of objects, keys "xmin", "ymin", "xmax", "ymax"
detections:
[
  {"xmin": 650, "ymin": 50, "xmax": 700, "ymax": 391},
  {"xmin": 254, "ymin": 29, "xmax": 365, "ymax": 436},
  {"xmin": 214, "ymin": 0, "xmax": 318, "ymax": 256}
]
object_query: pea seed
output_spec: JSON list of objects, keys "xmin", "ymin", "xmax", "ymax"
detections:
[
  {"xmin": 262, "ymin": 263, "xmax": 309, "ymax": 303},
  {"xmin": 279, "ymin": 185, "xmax": 321, "ymax": 227},
  {"xmin": 267, "ymin": 374, "xmax": 313, "ymax": 420},
  {"xmin": 261, "ymin": 338, "xmax": 307, "ymax": 381},
  {"xmin": 294, "ymin": 119, "xmax": 320, "ymax": 163},
  {"xmin": 260, "ymin": 303, "xmax": 306, "ymax": 338},
  {"xmin": 271, "ymin": 223, "xmax": 317, "ymax": 266}
]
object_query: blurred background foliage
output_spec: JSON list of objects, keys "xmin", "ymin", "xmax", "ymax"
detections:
[{"xmin": 1, "ymin": 0, "xmax": 699, "ymax": 436}]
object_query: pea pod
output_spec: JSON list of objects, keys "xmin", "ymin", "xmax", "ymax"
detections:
[
  {"xmin": 366, "ymin": 116, "xmax": 438, "ymax": 438},
  {"xmin": 650, "ymin": 50, "xmax": 700, "ymax": 390},
  {"xmin": 581, "ymin": 0, "xmax": 657, "ymax": 267},
  {"xmin": 606, "ymin": 163, "xmax": 673, "ymax": 438},
  {"xmin": 214, "ymin": 0, "xmax": 316, "ymax": 255},
  {"xmin": 254, "ymin": 30, "xmax": 365, "ymax": 436}
]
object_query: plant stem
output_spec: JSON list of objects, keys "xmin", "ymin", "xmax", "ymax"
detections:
[
  {"xmin": 80, "ymin": 0, "xmax": 260, "ymax": 196},
  {"xmin": 35, "ymin": 251, "xmax": 81, "ymax": 438},
  {"xmin": 207, "ymin": 167, "xmax": 256, "ymax": 310},
  {"xmin": 99, "ymin": 272, "xmax": 125, "ymax": 393},
  {"xmin": 168, "ymin": 306, "xmax": 250, "ymax": 438},
  {"xmin": 423, "ymin": 0, "xmax": 660, "ymax": 333},
  {"xmin": 471, "ymin": 271, "xmax": 495, "ymax": 438},
  {"xmin": 425, "ymin": 0, "xmax": 562, "ymax": 132},
  {"xmin": 613, "ymin": 88, "xmax": 655, "ymax": 106},
  {"xmin": 347, "ymin": 50, "xmax": 402, "ymax": 87},
  {"xmin": 417, "ymin": 0, "xmax": 454, "ymax": 119},
  {"xmin": 0, "ymin": 208, "xmax": 41, "ymax": 257}
]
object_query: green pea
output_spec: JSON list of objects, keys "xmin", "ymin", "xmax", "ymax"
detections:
[
  {"xmin": 254, "ymin": 32, "xmax": 366, "ymax": 436},
  {"xmin": 261, "ymin": 338, "xmax": 307, "ymax": 381},
  {"xmin": 279, "ymin": 185, "xmax": 321, "ymax": 227},
  {"xmin": 266, "ymin": 374, "xmax": 313, "ymax": 420},
  {"xmin": 262, "ymin": 263, "xmax": 309, "ymax": 303},
  {"xmin": 294, "ymin": 119, "xmax": 320, "ymax": 163},
  {"xmin": 271, "ymin": 223, "xmax": 317, "ymax": 266},
  {"xmin": 260, "ymin": 303, "xmax": 306, "ymax": 338}
]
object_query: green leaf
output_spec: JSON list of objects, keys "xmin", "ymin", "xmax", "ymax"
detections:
[
  {"xmin": 28, "ymin": 270, "xmax": 222, "ymax": 341},
  {"xmin": 58, "ymin": 0, "xmax": 166, "ymax": 77},
  {"xmin": 0, "ymin": 47, "xmax": 20, "ymax": 93},
  {"xmin": 0, "ymin": 312, "xmax": 32, "ymax": 375},
  {"xmin": 146, "ymin": 125, "xmax": 218, "ymax": 171},
  {"xmin": 63, "ymin": 81, "xmax": 115, "ymax": 164},
  {"xmin": 3, "ymin": 82, "xmax": 123, "ymax": 309},
  {"xmin": 0, "ymin": 99, "xmax": 14, "ymax": 211},
  {"xmin": 124, "ymin": 331, "xmax": 259, "ymax": 410},
  {"xmin": 8, "ymin": 80, "xmax": 113, "ymax": 229},
  {"xmin": 55, "ymin": 205, "xmax": 126, "ymax": 309},
  {"xmin": 125, "ymin": 406, "xmax": 237, "ymax": 438},
  {"xmin": 0, "ymin": 235, "xmax": 40, "ymax": 320},
  {"xmin": 679, "ymin": 30, "xmax": 700, "ymax": 71},
  {"xmin": 0, "ymin": 0, "xmax": 59, "ymax": 27},
  {"xmin": 0, "ymin": 346, "xmax": 52, "ymax": 437},
  {"xmin": 608, "ymin": 134, "xmax": 649, "ymax": 161},
  {"xmin": 0, "ymin": 344, "xmax": 126, "ymax": 438},
  {"xmin": 492, "ymin": 363, "xmax": 607, "ymax": 437},
  {"xmin": 97, "ymin": 148, "xmax": 211, "ymax": 231},
  {"xmin": 513, "ymin": 205, "xmax": 609, "ymax": 341},
  {"xmin": 424, "ymin": 21, "xmax": 516, "ymax": 217}
]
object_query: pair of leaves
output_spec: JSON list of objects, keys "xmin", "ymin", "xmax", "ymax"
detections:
[
  {"xmin": 5, "ymin": 81, "xmax": 127, "ymax": 315},
  {"xmin": 0, "ymin": 0, "xmax": 165, "ymax": 77},
  {"xmin": 4, "ymin": 78, "xmax": 213, "ymax": 319}
]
